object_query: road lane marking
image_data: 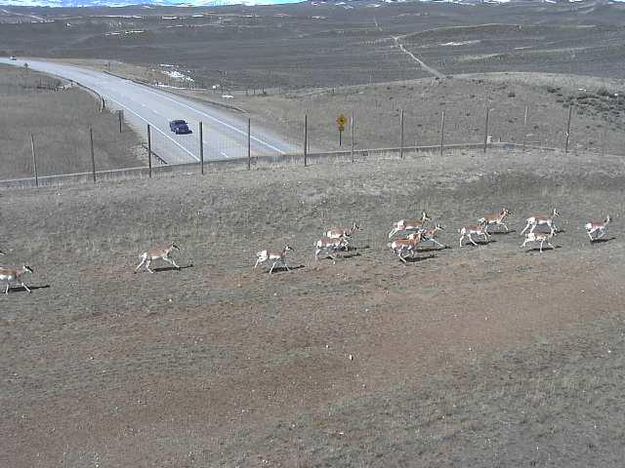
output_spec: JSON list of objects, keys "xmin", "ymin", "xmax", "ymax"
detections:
[
  {"xmin": 105, "ymin": 95, "xmax": 200, "ymax": 162},
  {"xmin": 136, "ymin": 85, "xmax": 288, "ymax": 154}
]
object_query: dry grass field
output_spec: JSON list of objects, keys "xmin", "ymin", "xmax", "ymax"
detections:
[
  {"xmin": 0, "ymin": 65, "xmax": 143, "ymax": 180},
  {"xmin": 235, "ymin": 72, "xmax": 625, "ymax": 153},
  {"xmin": 2, "ymin": 147, "xmax": 625, "ymax": 467},
  {"xmin": 2, "ymin": 1, "xmax": 625, "ymax": 466},
  {"xmin": 2, "ymin": 1, "xmax": 625, "ymax": 90}
]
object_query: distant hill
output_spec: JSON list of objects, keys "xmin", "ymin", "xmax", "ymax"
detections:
[{"xmin": 0, "ymin": 0, "xmax": 303, "ymax": 6}]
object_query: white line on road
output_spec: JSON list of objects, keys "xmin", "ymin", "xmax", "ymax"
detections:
[
  {"xmin": 137, "ymin": 85, "xmax": 287, "ymax": 154},
  {"xmin": 106, "ymin": 95, "xmax": 200, "ymax": 162}
]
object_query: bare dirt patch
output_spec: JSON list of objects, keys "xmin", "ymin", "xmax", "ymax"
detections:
[{"xmin": 1, "ymin": 147, "xmax": 624, "ymax": 466}]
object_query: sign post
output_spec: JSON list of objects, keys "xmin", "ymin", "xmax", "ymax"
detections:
[{"xmin": 336, "ymin": 114, "xmax": 348, "ymax": 147}]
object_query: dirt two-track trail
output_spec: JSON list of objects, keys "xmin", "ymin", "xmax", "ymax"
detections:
[{"xmin": 1, "ymin": 147, "xmax": 625, "ymax": 467}]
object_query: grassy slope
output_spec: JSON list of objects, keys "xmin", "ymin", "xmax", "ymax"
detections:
[{"xmin": 1, "ymin": 148, "xmax": 625, "ymax": 466}]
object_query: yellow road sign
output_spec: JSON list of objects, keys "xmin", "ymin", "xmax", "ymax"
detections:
[{"xmin": 337, "ymin": 114, "xmax": 348, "ymax": 131}]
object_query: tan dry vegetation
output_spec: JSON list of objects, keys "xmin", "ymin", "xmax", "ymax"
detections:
[
  {"xmin": 0, "ymin": 65, "xmax": 143, "ymax": 180},
  {"xmin": 1, "ymin": 147, "xmax": 625, "ymax": 466},
  {"xmin": 233, "ymin": 72, "xmax": 625, "ymax": 154}
]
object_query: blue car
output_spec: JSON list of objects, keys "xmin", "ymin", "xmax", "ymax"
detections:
[{"xmin": 169, "ymin": 120, "xmax": 191, "ymax": 134}]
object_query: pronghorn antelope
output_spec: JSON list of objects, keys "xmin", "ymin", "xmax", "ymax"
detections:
[
  {"xmin": 254, "ymin": 244, "xmax": 294, "ymax": 274},
  {"xmin": 388, "ymin": 231, "xmax": 423, "ymax": 263},
  {"xmin": 520, "ymin": 208, "xmax": 560, "ymax": 236},
  {"xmin": 388, "ymin": 211, "xmax": 431, "ymax": 239},
  {"xmin": 420, "ymin": 224, "xmax": 446, "ymax": 248},
  {"xmin": 0, "ymin": 265, "xmax": 33, "ymax": 294},
  {"xmin": 478, "ymin": 208, "xmax": 511, "ymax": 233},
  {"xmin": 325, "ymin": 222, "xmax": 361, "ymax": 245},
  {"xmin": 520, "ymin": 231, "xmax": 555, "ymax": 253},
  {"xmin": 458, "ymin": 224, "xmax": 491, "ymax": 247},
  {"xmin": 135, "ymin": 242, "xmax": 180, "ymax": 274},
  {"xmin": 314, "ymin": 237, "xmax": 347, "ymax": 263},
  {"xmin": 585, "ymin": 215, "xmax": 611, "ymax": 241}
]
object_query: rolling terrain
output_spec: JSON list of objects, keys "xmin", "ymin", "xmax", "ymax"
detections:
[{"xmin": 1, "ymin": 147, "xmax": 624, "ymax": 466}]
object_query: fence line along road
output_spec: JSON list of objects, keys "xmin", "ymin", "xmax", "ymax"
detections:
[
  {"xmin": 0, "ymin": 58, "xmax": 298, "ymax": 165},
  {"xmin": 0, "ymin": 141, "xmax": 580, "ymax": 190}
]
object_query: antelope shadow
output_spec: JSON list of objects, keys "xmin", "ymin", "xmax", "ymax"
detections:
[
  {"xmin": 152, "ymin": 264, "xmax": 194, "ymax": 273},
  {"xmin": 262, "ymin": 264, "xmax": 305, "ymax": 274},
  {"xmin": 524, "ymin": 245, "xmax": 562, "ymax": 253},
  {"xmin": 589, "ymin": 236, "xmax": 616, "ymax": 244},
  {"xmin": 461, "ymin": 239, "xmax": 496, "ymax": 248},
  {"xmin": 490, "ymin": 228, "xmax": 516, "ymax": 235},
  {"xmin": 400, "ymin": 254, "xmax": 437, "ymax": 263},
  {"xmin": 3, "ymin": 284, "xmax": 50, "ymax": 294}
]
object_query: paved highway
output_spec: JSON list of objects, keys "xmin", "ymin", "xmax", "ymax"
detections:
[{"xmin": 0, "ymin": 58, "xmax": 299, "ymax": 165}]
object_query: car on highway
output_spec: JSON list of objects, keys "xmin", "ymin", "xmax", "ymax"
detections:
[{"xmin": 169, "ymin": 119, "xmax": 191, "ymax": 134}]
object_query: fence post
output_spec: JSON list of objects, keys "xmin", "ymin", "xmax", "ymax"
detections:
[
  {"xmin": 564, "ymin": 105, "xmax": 573, "ymax": 154},
  {"xmin": 350, "ymin": 111, "xmax": 355, "ymax": 163},
  {"xmin": 400, "ymin": 109, "xmax": 404, "ymax": 159},
  {"xmin": 89, "ymin": 127, "xmax": 96, "ymax": 183},
  {"xmin": 522, "ymin": 105, "xmax": 529, "ymax": 149},
  {"xmin": 483, "ymin": 106, "xmax": 491, "ymax": 153},
  {"xmin": 147, "ymin": 124, "xmax": 152, "ymax": 178},
  {"xmin": 247, "ymin": 118, "xmax": 251, "ymax": 170},
  {"xmin": 199, "ymin": 121, "xmax": 204, "ymax": 175},
  {"xmin": 304, "ymin": 114, "xmax": 308, "ymax": 167},
  {"xmin": 439, "ymin": 111, "xmax": 445, "ymax": 156},
  {"xmin": 30, "ymin": 134, "xmax": 39, "ymax": 188},
  {"xmin": 118, "ymin": 110, "xmax": 123, "ymax": 133}
]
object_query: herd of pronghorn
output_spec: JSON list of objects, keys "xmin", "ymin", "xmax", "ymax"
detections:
[{"xmin": 0, "ymin": 208, "xmax": 613, "ymax": 293}]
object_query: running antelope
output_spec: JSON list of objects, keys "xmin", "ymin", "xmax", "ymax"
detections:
[
  {"xmin": 388, "ymin": 211, "xmax": 431, "ymax": 239},
  {"xmin": 585, "ymin": 215, "xmax": 611, "ymax": 241},
  {"xmin": 325, "ymin": 222, "xmax": 361, "ymax": 245},
  {"xmin": 315, "ymin": 237, "xmax": 347, "ymax": 263},
  {"xmin": 255, "ymin": 244, "xmax": 294, "ymax": 274},
  {"xmin": 135, "ymin": 242, "xmax": 180, "ymax": 274},
  {"xmin": 520, "ymin": 208, "xmax": 560, "ymax": 236},
  {"xmin": 458, "ymin": 224, "xmax": 491, "ymax": 247},
  {"xmin": 478, "ymin": 208, "xmax": 511, "ymax": 233},
  {"xmin": 520, "ymin": 231, "xmax": 555, "ymax": 253},
  {"xmin": 420, "ymin": 224, "xmax": 446, "ymax": 248},
  {"xmin": 0, "ymin": 265, "xmax": 33, "ymax": 294},
  {"xmin": 388, "ymin": 231, "xmax": 423, "ymax": 263}
]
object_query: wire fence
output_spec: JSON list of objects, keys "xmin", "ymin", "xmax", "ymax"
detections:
[{"xmin": 3, "ymin": 96, "xmax": 624, "ymax": 189}]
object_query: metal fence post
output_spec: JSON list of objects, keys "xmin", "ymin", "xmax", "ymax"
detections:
[
  {"xmin": 89, "ymin": 127, "xmax": 96, "ymax": 183},
  {"xmin": 118, "ymin": 110, "xmax": 123, "ymax": 133},
  {"xmin": 304, "ymin": 114, "xmax": 308, "ymax": 167},
  {"xmin": 400, "ymin": 108, "xmax": 404, "ymax": 159},
  {"xmin": 199, "ymin": 121, "xmax": 204, "ymax": 175},
  {"xmin": 483, "ymin": 106, "xmax": 491, "ymax": 153},
  {"xmin": 350, "ymin": 111, "xmax": 355, "ymax": 163},
  {"xmin": 30, "ymin": 134, "xmax": 39, "ymax": 188},
  {"xmin": 439, "ymin": 111, "xmax": 445, "ymax": 156},
  {"xmin": 565, "ymin": 105, "xmax": 573, "ymax": 154},
  {"xmin": 147, "ymin": 124, "xmax": 152, "ymax": 178},
  {"xmin": 522, "ymin": 105, "xmax": 529, "ymax": 149},
  {"xmin": 247, "ymin": 118, "xmax": 251, "ymax": 170}
]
